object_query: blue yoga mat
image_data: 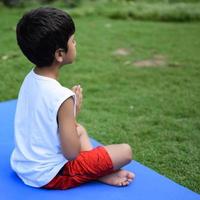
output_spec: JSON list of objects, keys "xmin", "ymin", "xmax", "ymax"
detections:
[{"xmin": 0, "ymin": 99, "xmax": 199, "ymax": 200}]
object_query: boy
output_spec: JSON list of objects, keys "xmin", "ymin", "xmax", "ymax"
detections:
[{"xmin": 10, "ymin": 7, "xmax": 135, "ymax": 190}]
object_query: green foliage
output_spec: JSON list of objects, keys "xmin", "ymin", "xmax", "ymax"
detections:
[
  {"xmin": 133, "ymin": 0, "xmax": 200, "ymax": 2},
  {"xmin": 2, "ymin": 0, "xmax": 200, "ymax": 22},
  {"xmin": 0, "ymin": 0, "xmax": 82, "ymax": 8},
  {"xmin": 104, "ymin": 2, "xmax": 200, "ymax": 22},
  {"xmin": 1, "ymin": 0, "xmax": 22, "ymax": 7},
  {"xmin": 66, "ymin": 1, "xmax": 200, "ymax": 22}
]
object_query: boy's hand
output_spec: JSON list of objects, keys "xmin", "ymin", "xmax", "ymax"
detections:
[{"xmin": 71, "ymin": 85, "xmax": 83, "ymax": 116}]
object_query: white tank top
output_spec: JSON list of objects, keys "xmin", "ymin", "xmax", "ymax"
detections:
[{"xmin": 10, "ymin": 68, "xmax": 76, "ymax": 187}]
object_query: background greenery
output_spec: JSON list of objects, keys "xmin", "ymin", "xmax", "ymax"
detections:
[{"xmin": 0, "ymin": 0, "xmax": 199, "ymax": 193}]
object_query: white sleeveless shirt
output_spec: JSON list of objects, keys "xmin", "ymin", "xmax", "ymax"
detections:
[{"xmin": 10, "ymin": 69, "xmax": 76, "ymax": 187}]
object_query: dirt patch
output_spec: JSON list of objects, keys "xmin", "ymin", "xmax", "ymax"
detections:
[
  {"xmin": 1, "ymin": 52, "xmax": 19, "ymax": 61},
  {"xmin": 133, "ymin": 55, "xmax": 167, "ymax": 67},
  {"xmin": 112, "ymin": 48, "xmax": 131, "ymax": 56}
]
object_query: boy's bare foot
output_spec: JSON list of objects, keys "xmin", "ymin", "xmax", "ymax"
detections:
[{"xmin": 98, "ymin": 169, "xmax": 135, "ymax": 187}]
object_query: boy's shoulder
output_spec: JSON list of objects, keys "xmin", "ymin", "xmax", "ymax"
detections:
[{"xmin": 20, "ymin": 69, "xmax": 75, "ymax": 99}]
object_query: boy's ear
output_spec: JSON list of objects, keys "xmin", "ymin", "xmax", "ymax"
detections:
[{"xmin": 55, "ymin": 49, "xmax": 64, "ymax": 63}]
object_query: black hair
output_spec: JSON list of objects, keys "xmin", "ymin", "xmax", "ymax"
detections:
[{"xmin": 16, "ymin": 7, "xmax": 75, "ymax": 67}]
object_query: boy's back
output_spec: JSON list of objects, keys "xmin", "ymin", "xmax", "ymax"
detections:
[
  {"xmin": 10, "ymin": 7, "xmax": 134, "ymax": 190},
  {"xmin": 11, "ymin": 69, "xmax": 76, "ymax": 187}
]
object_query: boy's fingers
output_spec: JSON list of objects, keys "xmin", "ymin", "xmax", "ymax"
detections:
[
  {"xmin": 72, "ymin": 86, "xmax": 77, "ymax": 91},
  {"xmin": 72, "ymin": 85, "xmax": 79, "ymax": 89},
  {"xmin": 72, "ymin": 86, "xmax": 79, "ymax": 92},
  {"xmin": 72, "ymin": 85, "xmax": 83, "ymax": 99},
  {"xmin": 77, "ymin": 85, "xmax": 81, "ymax": 91},
  {"xmin": 76, "ymin": 86, "xmax": 82, "ymax": 93}
]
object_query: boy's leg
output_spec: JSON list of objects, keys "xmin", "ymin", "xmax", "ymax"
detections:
[
  {"xmin": 77, "ymin": 123, "xmax": 135, "ymax": 186},
  {"xmin": 77, "ymin": 123, "xmax": 133, "ymax": 169},
  {"xmin": 104, "ymin": 144, "xmax": 132, "ymax": 170},
  {"xmin": 76, "ymin": 123, "xmax": 93, "ymax": 151},
  {"xmin": 98, "ymin": 144, "xmax": 135, "ymax": 186}
]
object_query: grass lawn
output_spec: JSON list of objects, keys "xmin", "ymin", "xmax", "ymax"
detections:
[{"xmin": 0, "ymin": 3, "xmax": 200, "ymax": 193}]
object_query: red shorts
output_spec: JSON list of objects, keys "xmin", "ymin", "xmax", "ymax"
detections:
[{"xmin": 42, "ymin": 146, "xmax": 114, "ymax": 190}]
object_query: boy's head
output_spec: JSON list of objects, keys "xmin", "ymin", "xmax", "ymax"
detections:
[{"xmin": 16, "ymin": 7, "xmax": 76, "ymax": 68}]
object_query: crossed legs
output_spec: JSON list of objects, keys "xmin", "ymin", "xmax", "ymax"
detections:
[{"xmin": 76, "ymin": 123, "xmax": 135, "ymax": 186}]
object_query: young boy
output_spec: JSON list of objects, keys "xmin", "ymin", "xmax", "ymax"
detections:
[{"xmin": 10, "ymin": 7, "xmax": 135, "ymax": 190}]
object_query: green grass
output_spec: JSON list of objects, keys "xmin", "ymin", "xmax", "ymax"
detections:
[{"xmin": 0, "ymin": 3, "xmax": 200, "ymax": 193}]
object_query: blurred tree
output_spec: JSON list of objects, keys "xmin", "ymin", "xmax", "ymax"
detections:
[
  {"xmin": 2, "ymin": 0, "xmax": 22, "ymax": 7},
  {"xmin": 1, "ymin": 0, "xmax": 82, "ymax": 7},
  {"xmin": 64, "ymin": 0, "xmax": 81, "ymax": 8},
  {"xmin": 40, "ymin": 0, "xmax": 55, "ymax": 3}
]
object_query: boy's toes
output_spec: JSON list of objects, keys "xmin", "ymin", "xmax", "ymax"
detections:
[
  {"xmin": 122, "ymin": 180, "xmax": 129, "ymax": 186},
  {"xmin": 117, "ymin": 181, "xmax": 122, "ymax": 186},
  {"xmin": 118, "ymin": 178, "xmax": 127, "ymax": 186},
  {"xmin": 128, "ymin": 172, "xmax": 135, "ymax": 179},
  {"xmin": 118, "ymin": 178, "xmax": 130, "ymax": 187},
  {"xmin": 127, "ymin": 178, "xmax": 133, "ymax": 183}
]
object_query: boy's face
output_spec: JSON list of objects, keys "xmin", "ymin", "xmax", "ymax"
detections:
[{"xmin": 63, "ymin": 34, "xmax": 76, "ymax": 64}]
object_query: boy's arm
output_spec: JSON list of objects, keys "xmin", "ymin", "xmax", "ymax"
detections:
[{"xmin": 57, "ymin": 97, "xmax": 81, "ymax": 160}]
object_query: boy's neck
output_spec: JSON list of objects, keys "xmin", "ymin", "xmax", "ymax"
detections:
[{"xmin": 34, "ymin": 65, "xmax": 59, "ymax": 80}]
